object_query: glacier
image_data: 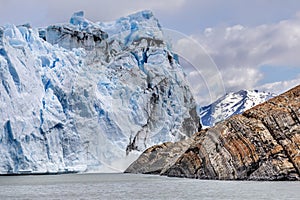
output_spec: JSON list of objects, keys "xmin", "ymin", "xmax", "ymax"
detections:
[
  {"xmin": 0, "ymin": 11, "xmax": 200, "ymax": 174},
  {"xmin": 199, "ymin": 90, "xmax": 276, "ymax": 127}
]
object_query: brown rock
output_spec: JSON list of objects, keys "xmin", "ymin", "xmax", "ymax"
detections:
[
  {"xmin": 126, "ymin": 85, "xmax": 300, "ymax": 180},
  {"xmin": 125, "ymin": 139, "xmax": 192, "ymax": 174}
]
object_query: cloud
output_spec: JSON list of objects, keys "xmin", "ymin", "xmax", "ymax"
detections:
[
  {"xmin": 172, "ymin": 13, "xmax": 300, "ymax": 102},
  {"xmin": 258, "ymin": 78, "xmax": 300, "ymax": 95},
  {"xmin": 163, "ymin": 29, "xmax": 225, "ymax": 105}
]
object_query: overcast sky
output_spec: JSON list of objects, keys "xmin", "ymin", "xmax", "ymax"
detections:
[{"xmin": 1, "ymin": 0, "xmax": 300, "ymax": 104}]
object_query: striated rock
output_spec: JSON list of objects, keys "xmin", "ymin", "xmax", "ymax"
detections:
[
  {"xmin": 126, "ymin": 85, "xmax": 300, "ymax": 180},
  {"xmin": 125, "ymin": 139, "xmax": 192, "ymax": 174}
]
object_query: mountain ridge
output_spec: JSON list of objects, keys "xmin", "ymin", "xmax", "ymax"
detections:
[{"xmin": 199, "ymin": 89, "xmax": 276, "ymax": 127}]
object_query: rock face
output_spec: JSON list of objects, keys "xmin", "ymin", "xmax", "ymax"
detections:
[
  {"xmin": 126, "ymin": 85, "xmax": 300, "ymax": 180},
  {"xmin": 0, "ymin": 11, "xmax": 200, "ymax": 174},
  {"xmin": 125, "ymin": 139, "xmax": 192, "ymax": 175}
]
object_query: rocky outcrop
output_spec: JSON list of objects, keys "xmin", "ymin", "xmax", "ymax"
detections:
[
  {"xmin": 126, "ymin": 85, "xmax": 300, "ymax": 180},
  {"xmin": 125, "ymin": 139, "xmax": 192, "ymax": 174}
]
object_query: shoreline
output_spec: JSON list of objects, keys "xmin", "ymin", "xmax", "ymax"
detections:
[{"xmin": 0, "ymin": 171, "xmax": 79, "ymax": 176}]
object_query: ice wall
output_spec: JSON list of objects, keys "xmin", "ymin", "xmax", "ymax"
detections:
[{"xmin": 0, "ymin": 11, "xmax": 200, "ymax": 174}]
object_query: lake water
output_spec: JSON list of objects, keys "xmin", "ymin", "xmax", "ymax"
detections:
[{"xmin": 0, "ymin": 173, "xmax": 299, "ymax": 200}]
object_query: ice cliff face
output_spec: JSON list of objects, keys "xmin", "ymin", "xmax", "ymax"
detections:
[
  {"xmin": 199, "ymin": 90, "xmax": 276, "ymax": 127},
  {"xmin": 0, "ymin": 11, "xmax": 200, "ymax": 174}
]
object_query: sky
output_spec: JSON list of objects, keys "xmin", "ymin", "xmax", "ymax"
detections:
[{"xmin": 1, "ymin": 0, "xmax": 300, "ymax": 104}]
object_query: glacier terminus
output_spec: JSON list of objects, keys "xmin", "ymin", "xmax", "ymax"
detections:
[{"xmin": 0, "ymin": 11, "xmax": 200, "ymax": 174}]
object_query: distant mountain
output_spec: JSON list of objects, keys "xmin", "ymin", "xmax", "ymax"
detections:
[{"xmin": 199, "ymin": 90, "xmax": 276, "ymax": 127}]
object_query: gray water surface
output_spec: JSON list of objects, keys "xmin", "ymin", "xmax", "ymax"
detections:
[{"xmin": 0, "ymin": 173, "xmax": 299, "ymax": 200}]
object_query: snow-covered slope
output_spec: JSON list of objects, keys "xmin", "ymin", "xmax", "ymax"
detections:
[
  {"xmin": 199, "ymin": 90, "xmax": 276, "ymax": 127},
  {"xmin": 0, "ymin": 11, "xmax": 200, "ymax": 174}
]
